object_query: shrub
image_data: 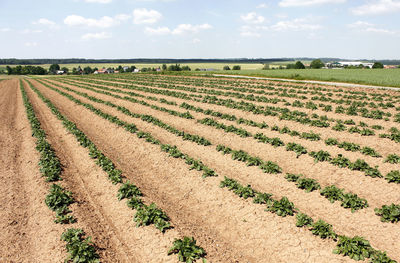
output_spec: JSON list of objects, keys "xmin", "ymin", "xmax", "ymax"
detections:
[
  {"xmin": 232, "ymin": 65, "xmax": 241, "ymax": 70},
  {"xmin": 385, "ymin": 170, "xmax": 400, "ymax": 183}
]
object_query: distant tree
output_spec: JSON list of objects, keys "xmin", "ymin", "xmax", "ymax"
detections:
[
  {"xmin": 162, "ymin": 64, "xmax": 167, "ymax": 71},
  {"xmin": 6, "ymin": 66, "xmax": 13, "ymax": 75},
  {"xmin": 294, "ymin": 61, "xmax": 306, "ymax": 69},
  {"xmin": 286, "ymin": 64, "xmax": 295, "ymax": 69},
  {"xmin": 117, "ymin": 65, "xmax": 123, "ymax": 72},
  {"xmin": 61, "ymin": 67, "xmax": 69, "ymax": 74},
  {"xmin": 130, "ymin": 65, "xmax": 137, "ymax": 72},
  {"xmin": 310, "ymin": 59, "xmax": 325, "ymax": 69},
  {"xmin": 49, "ymin": 64, "xmax": 60, "ymax": 74},
  {"xmin": 398, "ymin": 65, "xmax": 400, "ymax": 68},
  {"xmin": 168, "ymin": 64, "xmax": 182, "ymax": 71},
  {"xmin": 223, "ymin": 65, "xmax": 231, "ymax": 70},
  {"xmin": 83, "ymin": 66, "xmax": 92, "ymax": 74},
  {"xmin": 181, "ymin": 65, "xmax": 191, "ymax": 71},
  {"xmin": 372, "ymin": 62, "xmax": 384, "ymax": 69},
  {"xmin": 232, "ymin": 65, "xmax": 241, "ymax": 70}
]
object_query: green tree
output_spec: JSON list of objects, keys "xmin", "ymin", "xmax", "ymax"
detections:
[
  {"xmin": 162, "ymin": 64, "xmax": 167, "ymax": 71},
  {"xmin": 61, "ymin": 67, "xmax": 69, "ymax": 74},
  {"xmin": 232, "ymin": 65, "xmax": 241, "ymax": 70},
  {"xmin": 49, "ymin": 64, "xmax": 60, "ymax": 74},
  {"xmin": 223, "ymin": 65, "xmax": 231, "ymax": 70},
  {"xmin": 181, "ymin": 65, "xmax": 191, "ymax": 71},
  {"xmin": 310, "ymin": 59, "xmax": 325, "ymax": 69},
  {"xmin": 294, "ymin": 61, "xmax": 306, "ymax": 69},
  {"xmin": 372, "ymin": 62, "xmax": 384, "ymax": 69},
  {"xmin": 83, "ymin": 66, "xmax": 92, "ymax": 74}
]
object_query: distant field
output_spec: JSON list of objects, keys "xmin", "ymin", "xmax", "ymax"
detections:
[
  {"xmin": 13, "ymin": 63, "xmax": 266, "ymax": 71},
  {"xmin": 210, "ymin": 68, "xmax": 400, "ymax": 88}
]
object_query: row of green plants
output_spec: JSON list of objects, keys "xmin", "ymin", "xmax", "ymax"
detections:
[
  {"xmin": 57, "ymin": 78, "xmax": 393, "ymax": 164},
  {"xmin": 39, "ymin": 79, "xmax": 211, "ymax": 147},
  {"xmin": 86, "ymin": 75, "xmax": 399, "ymax": 123},
  {"xmin": 51, "ymin": 77, "xmax": 397, "ymax": 262},
  {"xmin": 29, "ymin": 79, "xmax": 207, "ymax": 262},
  {"xmin": 20, "ymin": 80, "xmax": 99, "ymax": 262},
  {"xmin": 63, "ymin": 77, "xmax": 396, "ymax": 142},
  {"xmin": 218, "ymin": 177, "xmax": 395, "ymax": 262},
  {"xmin": 45, "ymin": 78, "xmax": 400, "ymax": 221},
  {"xmin": 88, "ymin": 74, "xmax": 400, "ymax": 116}
]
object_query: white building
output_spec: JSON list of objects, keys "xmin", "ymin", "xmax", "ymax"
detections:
[{"xmin": 330, "ymin": 61, "xmax": 374, "ymax": 68}]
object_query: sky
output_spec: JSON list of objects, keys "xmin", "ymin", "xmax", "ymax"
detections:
[{"xmin": 0, "ymin": 0, "xmax": 399, "ymax": 59}]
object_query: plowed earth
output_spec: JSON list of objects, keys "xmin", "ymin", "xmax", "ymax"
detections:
[{"xmin": 1, "ymin": 74, "xmax": 399, "ymax": 262}]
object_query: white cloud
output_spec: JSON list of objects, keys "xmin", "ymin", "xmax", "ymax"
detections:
[
  {"xmin": 348, "ymin": 21, "xmax": 396, "ymax": 35},
  {"xmin": 133, "ymin": 8, "xmax": 162, "ymax": 24},
  {"xmin": 171, "ymin": 23, "xmax": 212, "ymax": 35},
  {"xmin": 25, "ymin": 42, "xmax": 38, "ymax": 47},
  {"xmin": 271, "ymin": 18, "xmax": 322, "ymax": 31},
  {"xmin": 81, "ymin": 32, "xmax": 112, "ymax": 40},
  {"xmin": 257, "ymin": 3, "xmax": 268, "ymax": 8},
  {"xmin": 145, "ymin": 26, "xmax": 171, "ymax": 35},
  {"xmin": 32, "ymin": 18, "xmax": 58, "ymax": 29},
  {"xmin": 0, "ymin": 28, "xmax": 11, "ymax": 32},
  {"xmin": 352, "ymin": 0, "xmax": 400, "ymax": 15},
  {"xmin": 145, "ymin": 23, "xmax": 212, "ymax": 36},
  {"xmin": 64, "ymin": 15, "xmax": 120, "ymax": 28},
  {"xmin": 279, "ymin": 0, "xmax": 346, "ymax": 7},
  {"xmin": 83, "ymin": 0, "xmax": 112, "ymax": 3},
  {"xmin": 240, "ymin": 12, "xmax": 265, "ymax": 24},
  {"xmin": 192, "ymin": 38, "xmax": 201, "ymax": 43}
]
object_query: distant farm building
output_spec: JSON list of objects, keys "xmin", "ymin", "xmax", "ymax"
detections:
[{"xmin": 326, "ymin": 61, "xmax": 374, "ymax": 68}]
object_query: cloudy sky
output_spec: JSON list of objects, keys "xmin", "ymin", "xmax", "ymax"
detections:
[{"xmin": 0, "ymin": 0, "xmax": 399, "ymax": 59}]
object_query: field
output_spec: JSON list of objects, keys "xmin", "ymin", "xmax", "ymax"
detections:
[
  {"xmin": 214, "ymin": 68, "xmax": 400, "ymax": 88},
  {"xmin": 8, "ymin": 63, "xmax": 266, "ymax": 71},
  {"xmin": 1, "ymin": 73, "xmax": 400, "ymax": 262}
]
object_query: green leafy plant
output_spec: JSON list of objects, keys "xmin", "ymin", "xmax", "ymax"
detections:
[
  {"xmin": 385, "ymin": 154, "xmax": 400, "ymax": 164},
  {"xmin": 296, "ymin": 213, "xmax": 314, "ymax": 227},
  {"xmin": 267, "ymin": 197, "xmax": 296, "ymax": 217},
  {"xmin": 370, "ymin": 251, "xmax": 397, "ymax": 263},
  {"xmin": 296, "ymin": 178, "xmax": 321, "ymax": 193},
  {"xmin": 61, "ymin": 228, "xmax": 99, "ymax": 263},
  {"xmin": 134, "ymin": 203, "xmax": 171, "ymax": 232},
  {"xmin": 309, "ymin": 150, "xmax": 332, "ymax": 163},
  {"xmin": 253, "ymin": 192, "xmax": 273, "ymax": 204},
  {"xmin": 341, "ymin": 193, "xmax": 369, "ymax": 212},
  {"xmin": 286, "ymin": 142, "xmax": 307, "ymax": 158},
  {"xmin": 385, "ymin": 170, "xmax": 400, "ymax": 184},
  {"xmin": 285, "ymin": 173, "xmax": 300, "ymax": 182},
  {"xmin": 374, "ymin": 203, "xmax": 400, "ymax": 223},
  {"xmin": 168, "ymin": 236, "xmax": 206, "ymax": 263},
  {"xmin": 333, "ymin": 236, "xmax": 373, "ymax": 261},
  {"xmin": 117, "ymin": 181, "xmax": 142, "ymax": 200},
  {"xmin": 310, "ymin": 220, "xmax": 337, "ymax": 240},
  {"xmin": 320, "ymin": 185, "xmax": 344, "ymax": 203},
  {"xmin": 126, "ymin": 197, "xmax": 144, "ymax": 210}
]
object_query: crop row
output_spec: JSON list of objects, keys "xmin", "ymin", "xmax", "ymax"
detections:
[
  {"xmin": 64, "ymin": 77, "xmax": 398, "ymax": 141},
  {"xmin": 81, "ymin": 75, "xmax": 399, "ymax": 122},
  {"xmin": 39, "ymin": 77, "xmax": 399, "ymax": 262},
  {"xmin": 43, "ymin": 78, "xmax": 400, "ymax": 216},
  {"xmin": 28, "ymin": 79, "xmax": 206, "ymax": 262},
  {"xmin": 20, "ymin": 80, "xmax": 99, "ymax": 262},
  {"xmin": 86, "ymin": 74, "xmax": 400, "ymax": 110}
]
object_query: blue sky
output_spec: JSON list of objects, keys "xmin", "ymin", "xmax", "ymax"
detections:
[{"xmin": 0, "ymin": 0, "xmax": 399, "ymax": 59}]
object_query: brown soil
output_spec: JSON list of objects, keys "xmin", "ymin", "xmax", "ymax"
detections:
[
  {"xmin": 24, "ymin": 80, "xmax": 180, "ymax": 263},
  {"xmin": 43, "ymin": 77, "xmax": 400, "ymax": 261},
  {"xmin": 29, "ymin": 78, "xmax": 355, "ymax": 262},
  {"xmin": 0, "ymin": 79, "xmax": 65, "ymax": 262}
]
